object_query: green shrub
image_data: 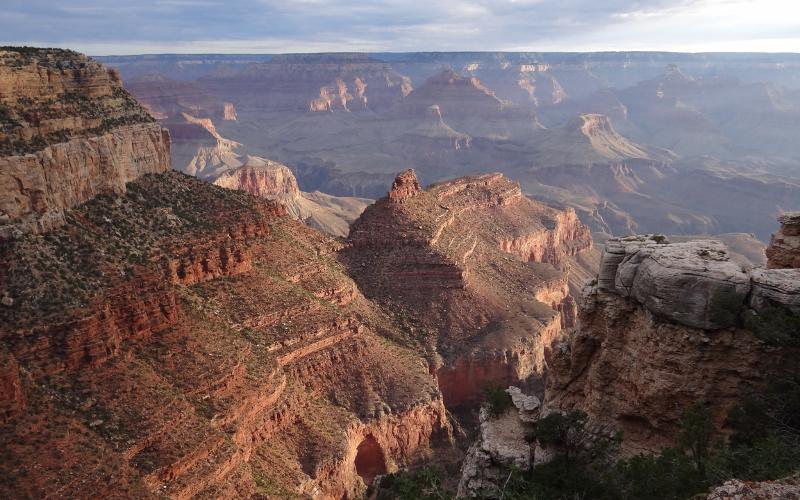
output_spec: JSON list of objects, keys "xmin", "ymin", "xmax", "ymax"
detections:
[
  {"xmin": 744, "ymin": 307, "xmax": 800, "ymax": 346},
  {"xmin": 372, "ymin": 466, "xmax": 450, "ymax": 500},
  {"xmin": 483, "ymin": 382, "xmax": 513, "ymax": 417}
]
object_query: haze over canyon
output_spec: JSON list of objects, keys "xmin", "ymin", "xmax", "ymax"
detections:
[{"xmin": 99, "ymin": 51, "xmax": 800, "ymax": 244}]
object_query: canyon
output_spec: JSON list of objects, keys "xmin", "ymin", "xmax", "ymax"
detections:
[
  {"xmin": 0, "ymin": 48, "xmax": 600, "ymax": 499},
  {"xmin": 100, "ymin": 52, "xmax": 800, "ymax": 241}
]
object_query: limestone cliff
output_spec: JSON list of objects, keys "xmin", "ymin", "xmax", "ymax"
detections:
[
  {"xmin": 0, "ymin": 48, "xmax": 169, "ymax": 237},
  {"xmin": 545, "ymin": 235, "xmax": 800, "ymax": 454},
  {"xmin": 342, "ymin": 170, "xmax": 594, "ymax": 408}
]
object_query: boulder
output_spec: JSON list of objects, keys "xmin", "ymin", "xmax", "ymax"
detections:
[
  {"xmin": 506, "ymin": 386, "xmax": 540, "ymax": 423},
  {"xmin": 598, "ymin": 235, "xmax": 666, "ymax": 292},
  {"xmin": 616, "ymin": 240, "xmax": 750, "ymax": 330}
]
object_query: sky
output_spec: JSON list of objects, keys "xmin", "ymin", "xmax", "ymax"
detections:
[{"xmin": 1, "ymin": 0, "xmax": 800, "ymax": 55}]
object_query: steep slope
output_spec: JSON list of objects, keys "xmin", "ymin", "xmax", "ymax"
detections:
[
  {"xmin": 341, "ymin": 170, "xmax": 594, "ymax": 408},
  {"xmin": 524, "ymin": 113, "xmax": 674, "ymax": 166},
  {"xmin": 212, "ymin": 156, "xmax": 372, "ymax": 237},
  {"xmin": 0, "ymin": 47, "xmax": 170, "ymax": 237},
  {"xmin": 0, "ymin": 51, "xmax": 448, "ymax": 499}
]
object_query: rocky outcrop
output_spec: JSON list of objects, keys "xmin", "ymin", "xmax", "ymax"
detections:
[
  {"xmin": 343, "ymin": 170, "xmax": 593, "ymax": 408},
  {"xmin": 212, "ymin": 155, "xmax": 372, "ymax": 237},
  {"xmin": 545, "ymin": 233, "xmax": 800, "ymax": 454},
  {"xmin": 707, "ymin": 474, "xmax": 800, "ymax": 499},
  {"xmin": 457, "ymin": 387, "xmax": 540, "ymax": 497},
  {"xmin": 0, "ymin": 48, "xmax": 169, "ymax": 237},
  {"xmin": 600, "ymin": 237, "xmax": 751, "ymax": 330},
  {"xmin": 212, "ymin": 156, "xmax": 300, "ymax": 198},
  {"xmin": 0, "ymin": 123, "xmax": 171, "ymax": 237},
  {"xmin": 766, "ymin": 212, "xmax": 800, "ymax": 269},
  {"xmin": 387, "ymin": 168, "xmax": 422, "ymax": 202},
  {"xmin": 569, "ymin": 114, "xmax": 651, "ymax": 160}
]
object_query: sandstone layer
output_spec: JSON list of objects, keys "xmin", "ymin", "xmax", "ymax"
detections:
[
  {"xmin": 0, "ymin": 51, "xmax": 449, "ymax": 499},
  {"xmin": 0, "ymin": 170, "xmax": 449, "ymax": 499},
  {"xmin": 212, "ymin": 155, "xmax": 372, "ymax": 237}
]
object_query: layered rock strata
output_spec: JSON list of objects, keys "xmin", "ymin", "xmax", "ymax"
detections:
[
  {"xmin": 0, "ymin": 51, "xmax": 448, "ymax": 499},
  {"xmin": 0, "ymin": 48, "xmax": 169, "ymax": 237},
  {"xmin": 212, "ymin": 155, "xmax": 372, "ymax": 237},
  {"xmin": 343, "ymin": 169, "xmax": 593, "ymax": 408},
  {"xmin": 0, "ymin": 169, "xmax": 449, "ymax": 499}
]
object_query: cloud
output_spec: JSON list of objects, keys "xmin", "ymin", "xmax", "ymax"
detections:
[{"xmin": 0, "ymin": 0, "xmax": 798, "ymax": 54}]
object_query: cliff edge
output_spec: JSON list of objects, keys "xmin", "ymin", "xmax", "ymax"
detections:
[{"xmin": 0, "ymin": 47, "xmax": 170, "ymax": 237}]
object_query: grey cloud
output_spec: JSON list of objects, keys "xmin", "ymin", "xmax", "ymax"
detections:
[{"xmin": 0, "ymin": 0, "xmax": 795, "ymax": 54}]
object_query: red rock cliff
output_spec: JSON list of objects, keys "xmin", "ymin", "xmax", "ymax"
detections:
[
  {"xmin": 0, "ymin": 51, "xmax": 448, "ymax": 500},
  {"xmin": 343, "ymin": 170, "xmax": 593, "ymax": 409}
]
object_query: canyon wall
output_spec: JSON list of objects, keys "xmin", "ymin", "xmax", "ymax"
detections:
[
  {"xmin": 212, "ymin": 155, "xmax": 372, "ymax": 237},
  {"xmin": 766, "ymin": 211, "xmax": 800, "ymax": 269},
  {"xmin": 0, "ymin": 48, "xmax": 170, "ymax": 237}
]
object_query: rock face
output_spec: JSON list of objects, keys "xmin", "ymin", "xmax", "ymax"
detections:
[
  {"xmin": 212, "ymin": 155, "xmax": 372, "ymax": 237},
  {"xmin": 569, "ymin": 113, "xmax": 651, "ymax": 160},
  {"xmin": 546, "ymin": 233, "xmax": 800, "ymax": 454},
  {"xmin": 0, "ymin": 48, "xmax": 169, "ymax": 237},
  {"xmin": 457, "ymin": 387, "xmax": 540, "ymax": 497},
  {"xmin": 213, "ymin": 155, "xmax": 300, "ymax": 198},
  {"xmin": 0, "ymin": 51, "xmax": 449, "ymax": 500},
  {"xmin": 766, "ymin": 212, "xmax": 800, "ymax": 269},
  {"xmin": 387, "ymin": 168, "xmax": 422, "ymax": 201},
  {"xmin": 343, "ymin": 170, "xmax": 594, "ymax": 408},
  {"xmin": 601, "ymin": 237, "xmax": 751, "ymax": 330}
]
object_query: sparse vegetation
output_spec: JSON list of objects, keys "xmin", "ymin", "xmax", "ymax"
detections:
[
  {"xmin": 371, "ymin": 466, "xmax": 450, "ymax": 500},
  {"xmin": 744, "ymin": 307, "xmax": 800, "ymax": 345},
  {"xmin": 483, "ymin": 382, "xmax": 513, "ymax": 417},
  {"xmin": 483, "ymin": 387, "xmax": 800, "ymax": 500}
]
